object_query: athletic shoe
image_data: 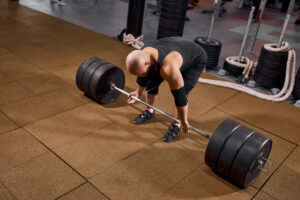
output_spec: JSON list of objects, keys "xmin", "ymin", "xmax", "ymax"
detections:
[
  {"xmin": 134, "ymin": 110, "xmax": 155, "ymax": 125},
  {"xmin": 163, "ymin": 124, "xmax": 180, "ymax": 142},
  {"xmin": 295, "ymin": 20, "xmax": 300, "ymax": 25},
  {"xmin": 50, "ymin": 0, "xmax": 57, "ymax": 3}
]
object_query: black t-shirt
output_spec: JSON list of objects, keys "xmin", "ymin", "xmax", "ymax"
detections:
[{"xmin": 137, "ymin": 37, "xmax": 207, "ymax": 86}]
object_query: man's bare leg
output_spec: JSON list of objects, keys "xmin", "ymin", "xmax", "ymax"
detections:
[
  {"xmin": 146, "ymin": 93, "xmax": 158, "ymax": 111},
  {"xmin": 134, "ymin": 93, "xmax": 158, "ymax": 124}
]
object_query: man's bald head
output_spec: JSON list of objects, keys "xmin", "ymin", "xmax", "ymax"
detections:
[{"xmin": 126, "ymin": 50, "xmax": 147, "ymax": 76}]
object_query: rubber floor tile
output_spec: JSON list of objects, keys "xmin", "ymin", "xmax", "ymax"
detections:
[
  {"xmin": 0, "ymin": 50, "xmax": 28, "ymax": 68},
  {"xmin": 54, "ymin": 120, "xmax": 167, "ymax": 178},
  {"xmin": 162, "ymin": 165, "xmax": 257, "ymax": 200},
  {"xmin": 172, "ymin": 130, "xmax": 209, "ymax": 166},
  {"xmin": 18, "ymin": 73, "xmax": 69, "ymax": 95},
  {"xmin": 4, "ymin": 42, "xmax": 73, "ymax": 73},
  {"xmin": 0, "ymin": 61, "xmax": 47, "ymax": 81},
  {"xmin": 51, "ymin": 67, "xmax": 78, "ymax": 84},
  {"xmin": 0, "ymin": 152, "xmax": 85, "ymax": 200},
  {"xmin": 0, "ymin": 81, "xmax": 35, "ymax": 106},
  {"xmin": 0, "ymin": 73, "xmax": 12, "ymax": 85},
  {"xmin": 216, "ymin": 93, "xmax": 300, "ymax": 144},
  {"xmin": 16, "ymin": 28, "xmax": 59, "ymax": 46},
  {"xmin": 0, "ymin": 182, "xmax": 15, "ymax": 200},
  {"xmin": 58, "ymin": 183, "xmax": 109, "ymax": 200},
  {"xmin": 39, "ymin": 42, "xmax": 95, "ymax": 66},
  {"xmin": 262, "ymin": 147, "xmax": 300, "ymax": 200},
  {"xmin": 90, "ymin": 141, "xmax": 201, "ymax": 200},
  {"xmin": 190, "ymin": 73, "xmax": 239, "ymax": 108},
  {"xmin": 187, "ymin": 108, "xmax": 296, "ymax": 189},
  {"xmin": 24, "ymin": 103, "xmax": 114, "ymax": 149},
  {"xmin": 0, "ymin": 128, "xmax": 48, "ymax": 173},
  {"xmin": 0, "ymin": 112, "xmax": 17, "ymax": 135},
  {"xmin": 0, "ymin": 86, "xmax": 89, "ymax": 126},
  {"xmin": 253, "ymin": 191, "xmax": 278, "ymax": 200}
]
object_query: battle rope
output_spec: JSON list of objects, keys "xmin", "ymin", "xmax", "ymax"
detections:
[
  {"xmin": 225, "ymin": 56, "xmax": 256, "ymax": 79},
  {"xmin": 199, "ymin": 42, "xmax": 297, "ymax": 102}
]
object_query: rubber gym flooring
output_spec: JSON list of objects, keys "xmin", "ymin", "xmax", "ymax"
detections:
[{"xmin": 0, "ymin": 1, "xmax": 299, "ymax": 200}]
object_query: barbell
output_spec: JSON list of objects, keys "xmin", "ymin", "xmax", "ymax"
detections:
[{"xmin": 76, "ymin": 57, "xmax": 272, "ymax": 188}]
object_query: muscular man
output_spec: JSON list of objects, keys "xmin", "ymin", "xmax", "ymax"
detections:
[{"xmin": 126, "ymin": 37, "xmax": 207, "ymax": 142}]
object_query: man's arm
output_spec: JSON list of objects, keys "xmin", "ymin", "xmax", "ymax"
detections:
[
  {"xmin": 160, "ymin": 61, "xmax": 189, "ymax": 132},
  {"xmin": 128, "ymin": 77, "xmax": 146, "ymax": 104}
]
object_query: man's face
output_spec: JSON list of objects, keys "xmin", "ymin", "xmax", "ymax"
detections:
[{"xmin": 136, "ymin": 63, "xmax": 148, "ymax": 77}]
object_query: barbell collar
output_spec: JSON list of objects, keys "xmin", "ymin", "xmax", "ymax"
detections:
[{"xmin": 111, "ymin": 84, "xmax": 212, "ymax": 140}]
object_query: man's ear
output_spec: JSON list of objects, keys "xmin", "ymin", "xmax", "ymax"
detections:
[{"xmin": 145, "ymin": 59, "xmax": 150, "ymax": 66}]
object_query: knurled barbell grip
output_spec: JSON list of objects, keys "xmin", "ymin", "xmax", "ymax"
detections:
[{"xmin": 112, "ymin": 84, "xmax": 212, "ymax": 140}]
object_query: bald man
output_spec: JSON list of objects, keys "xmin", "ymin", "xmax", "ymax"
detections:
[{"xmin": 126, "ymin": 37, "xmax": 207, "ymax": 142}]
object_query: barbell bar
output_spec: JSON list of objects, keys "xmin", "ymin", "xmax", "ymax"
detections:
[
  {"xmin": 76, "ymin": 57, "xmax": 273, "ymax": 188},
  {"xmin": 111, "ymin": 83, "xmax": 212, "ymax": 140}
]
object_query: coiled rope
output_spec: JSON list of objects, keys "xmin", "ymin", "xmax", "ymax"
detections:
[
  {"xmin": 225, "ymin": 56, "xmax": 256, "ymax": 79},
  {"xmin": 199, "ymin": 42, "xmax": 297, "ymax": 102}
]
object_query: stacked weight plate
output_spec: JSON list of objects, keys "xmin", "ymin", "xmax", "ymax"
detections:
[
  {"xmin": 292, "ymin": 68, "xmax": 300, "ymax": 99},
  {"xmin": 223, "ymin": 59, "xmax": 244, "ymax": 76},
  {"xmin": 194, "ymin": 37, "xmax": 222, "ymax": 70},
  {"xmin": 254, "ymin": 46, "xmax": 288, "ymax": 88},
  {"xmin": 157, "ymin": 0, "xmax": 188, "ymax": 39},
  {"xmin": 205, "ymin": 119, "xmax": 272, "ymax": 188},
  {"xmin": 76, "ymin": 57, "xmax": 125, "ymax": 104}
]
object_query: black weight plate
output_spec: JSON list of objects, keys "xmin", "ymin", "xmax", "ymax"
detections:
[
  {"xmin": 206, "ymin": 63, "xmax": 219, "ymax": 69},
  {"xmin": 81, "ymin": 60, "xmax": 106, "ymax": 96},
  {"xmin": 296, "ymin": 70, "xmax": 300, "ymax": 80},
  {"xmin": 259, "ymin": 47, "xmax": 288, "ymax": 64},
  {"xmin": 258, "ymin": 54, "xmax": 287, "ymax": 67},
  {"xmin": 157, "ymin": 29, "xmax": 183, "ymax": 37},
  {"xmin": 161, "ymin": 6, "xmax": 186, "ymax": 12},
  {"xmin": 76, "ymin": 57, "xmax": 100, "ymax": 92},
  {"xmin": 159, "ymin": 21, "xmax": 184, "ymax": 32},
  {"xmin": 256, "ymin": 58, "xmax": 287, "ymax": 72},
  {"xmin": 255, "ymin": 65, "xmax": 285, "ymax": 79},
  {"xmin": 161, "ymin": 1, "xmax": 188, "ymax": 9},
  {"xmin": 254, "ymin": 72, "xmax": 284, "ymax": 88},
  {"xmin": 195, "ymin": 37, "xmax": 222, "ymax": 47},
  {"xmin": 205, "ymin": 119, "xmax": 242, "ymax": 172},
  {"xmin": 159, "ymin": 18, "xmax": 185, "ymax": 26},
  {"xmin": 293, "ymin": 84, "xmax": 300, "ymax": 93},
  {"xmin": 231, "ymin": 132, "xmax": 272, "ymax": 188},
  {"xmin": 216, "ymin": 126, "xmax": 255, "ymax": 179},
  {"xmin": 157, "ymin": 29, "xmax": 182, "ymax": 36},
  {"xmin": 295, "ymin": 82, "xmax": 300, "ymax": 90},
  {"xmin": 160, "ymin": 13, "xmax": 186, "ymax": 21},
  {"xmin": 158, "ymin": 25, "xmax": 183, "ymax": 33},
  {"xmin": 195, "ymin": 37, "xmax": 222, "ymax": 69},
  {"xmin": 292, "ymin": 89, "xmax": 300, "ymax": 99},
  {"xmin": 89, "ymin": 64, "xmax": 125, "ymax": 104},
  {"xmin": 223, "ymin": 59, "xmax": 244, "ymax": 76}
]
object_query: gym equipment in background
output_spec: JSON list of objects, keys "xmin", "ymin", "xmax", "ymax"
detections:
[
  {"xmin": 126, "ymin": 0, "xmax": 146, "ymax": 38},
  {"xmin": 292, "ymin": 69, "xmax": 300, "ymax": 107},
  {"xmin": 221, "ymin": 6, "xmax": 255, "ymax": 78},
  {"xmin": 157, "ymin": 0, "xmax": 189, "ymax": 39},
  {"xmin": 254, "ymin": 0, "xmax": 295, "ymax": 89},
  {"xmin": 195, "ymin": 0, "xmax": 222, "ymax": 70}
]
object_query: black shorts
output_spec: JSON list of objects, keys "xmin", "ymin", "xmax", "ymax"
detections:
[{"xmin": 138, "ymin": 60, "xmax": 205, "ymax": 95}]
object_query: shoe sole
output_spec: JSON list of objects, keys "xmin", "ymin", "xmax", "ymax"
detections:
[
  {"xmin": 134, "ymin": 117, "xmax": 155, "ymax": 125},
  {"xmin": 163, "ymin": 138, "xmax": 178, "ymax": 143}
]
